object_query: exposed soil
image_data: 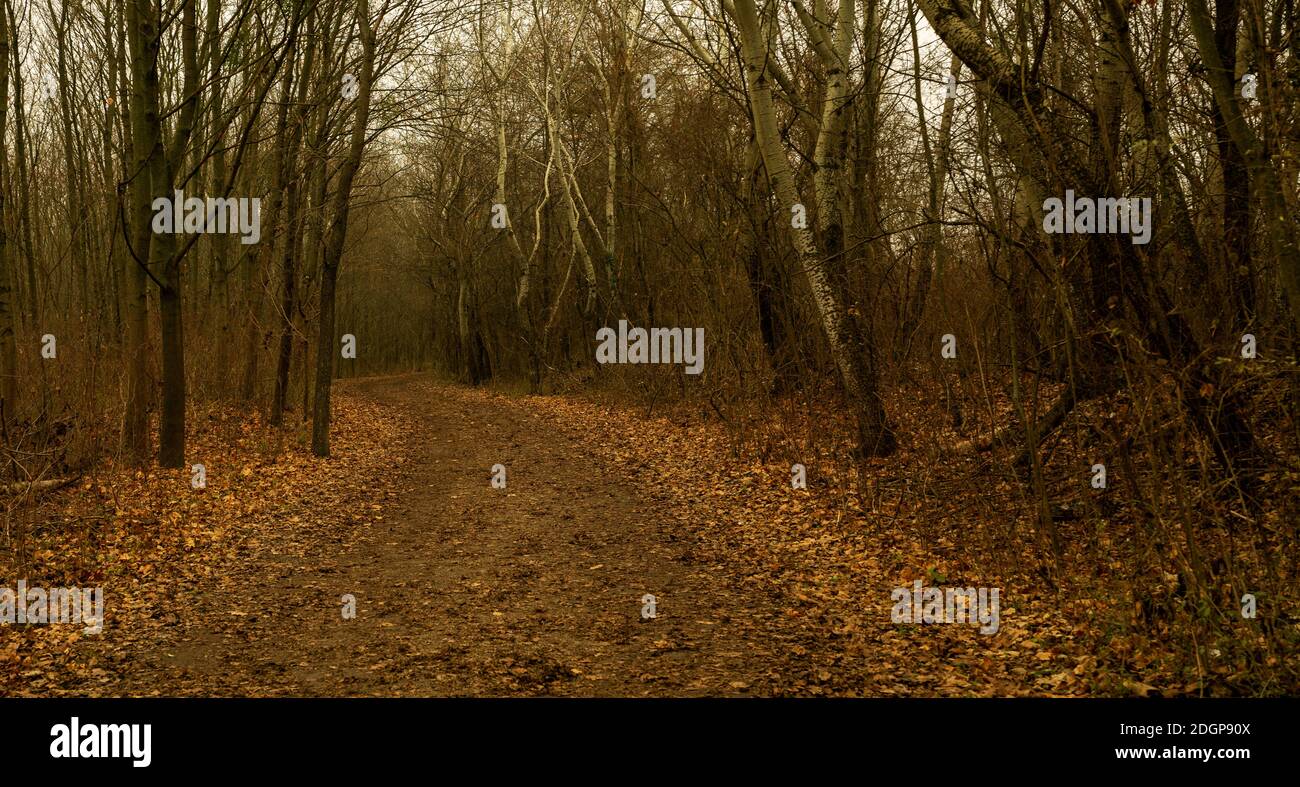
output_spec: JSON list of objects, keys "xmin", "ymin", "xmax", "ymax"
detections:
[{"xmin": 53, "ymin": 374, "xmax": 798, "ymax": 696}]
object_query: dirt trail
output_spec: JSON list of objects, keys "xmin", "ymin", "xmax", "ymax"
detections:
[{"xmin": 89, "ymin": 374, "xmax": 793, "ymax": 696}]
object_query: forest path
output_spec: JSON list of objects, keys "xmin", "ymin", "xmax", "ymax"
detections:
[{"xmin": 92, "ymin": 374, "xmax": 794, "ymax": 696}]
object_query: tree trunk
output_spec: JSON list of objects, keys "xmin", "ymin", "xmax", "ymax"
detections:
[
  {"xmin": 312, "ymin": 0, "xmax": 375, "ymax": 457},
  {"xmin": 0, "ymin": 0, "xmax": 16, "ymax": 420},
  {"xmin": 731, "ymin": 0, "xmax": 896, "ymax": 455}
]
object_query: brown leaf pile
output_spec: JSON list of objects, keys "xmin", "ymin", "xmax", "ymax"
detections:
[{"xmin": 0, "ymin": 397, "xmax": 410, "ymax": 696}]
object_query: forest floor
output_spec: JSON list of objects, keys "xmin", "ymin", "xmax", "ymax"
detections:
[{"xmin": 1, "ymin": 372, "xmax": 1253, "ymax": 696}]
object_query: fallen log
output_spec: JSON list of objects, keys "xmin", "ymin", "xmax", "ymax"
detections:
[{"xmin": 1, "ymin": 477, "xmax": 79, "ymax": 496}]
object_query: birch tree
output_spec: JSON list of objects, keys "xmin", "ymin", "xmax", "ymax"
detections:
[{"xmin": 729, "ymin": 0, "xmax": 896, "ymax": 455}]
